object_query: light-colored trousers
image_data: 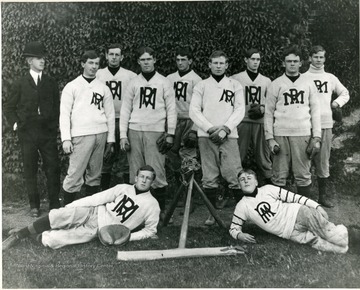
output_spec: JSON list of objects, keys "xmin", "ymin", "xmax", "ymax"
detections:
[
  {"xmin": 271, "ymin": 136, "xmax": 311, "ymax": 187},
  {"xmin": 198, "ymin": 137, "xmax": 242, "ymax": 189},
  {"xmin": 42, "ymin": 207, "xmax": 99, "ymax": 249},
  {"xmin": 313, "ymin": 128, "xmax": 332, "ymax": 178},
  {"xmin": 289, "ymin": 206, "xmax": 348, "ymax": 254},
  {"xmin": 63, "ymin": 133, "xmax": 107, "ymax": 193},
  {"xmin": 128, "ymin": 129, "xmax": 167, "ymax": 189}
]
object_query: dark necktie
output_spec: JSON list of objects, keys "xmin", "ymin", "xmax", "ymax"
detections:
[{"xmin": 37, "ymin": 75, "xmax": 41, "ymax": 86}]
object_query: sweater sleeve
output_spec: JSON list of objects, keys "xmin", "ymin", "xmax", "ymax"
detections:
[
  {"xmin": 332, "ymin": 76, "xmax": 350, "ymax": 107},
  {"xmin": 129, "ymin": 202, "xmax": 160, "ymax": 241},
  {"xmin": 189, "ymin": 82, "xmax": 214, "ymax": 133},
  {"xmin": 65, "ymin": 186, "xmax": 123, "ymax": 208},
  {"xmin": 163, "ymin": 79, "xmax": 177, "ymax": 135},
  {"xmin": 229, "ymin": 202, "xmax": 246, "ymax": 240},
  {"xmin": 103, "ymin": 86, "xmax": 115, "ymax": 142},
  {"xmin": 59, "ymin": 83, "xmax": 75, "ymax": 141},
  {"xmin": 308, "ymin": 83, "xmax": 321, "ymax": 138},
  {"xmin": 264, "ymin": 82, "xmax": 277, "ymax": 140},
  {"xmin": 119, "ymin": 83, "xmax": 134, "ymax": 139},
  {"xmin": 275, "ymin": 185, "xmax": 320, "ymax": 209},
  {"xmin": 224, "ymin": 82, "xmax": 245, "ymax": 132}
]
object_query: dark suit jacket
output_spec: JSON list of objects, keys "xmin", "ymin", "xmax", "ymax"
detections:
[{"xmin": 4, "ymin": 72, "xmax": 60, "ymax": 130}]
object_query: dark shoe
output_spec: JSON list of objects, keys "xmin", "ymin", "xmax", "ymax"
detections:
[
  {"xmin": 215, "ymin": 195, "xmax": 228, "ymax": 209},
  {"xmin": 85, "ymin": 185, "xmax": 99, "ymax": 197},
  {"xmin": 2, "ymin": 231, "xmax": 21, "ymax": 251},
  {"xmin": 348, "ymin": 225, "xmax": 360, "ymax": 254},
  {"xmin": 30, "ymin": 208, "xmax": 40, "ymax": 217},
  {"xmin": 318, "ymin": 197, "xmax": 334, "ymax": 208},
  {"xmin": 297, "ymin": 184, "xmax": 312, "ymax": 197},
  {"xmin": 318, "ymin": 178, "xmax": 334, "ymax": 208}
]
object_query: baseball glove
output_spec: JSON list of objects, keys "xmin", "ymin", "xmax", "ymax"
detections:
[
  {"xmin": 156, "ymin": 133, "xmax": 174, "ymax": 154},
  {"xmin": 306, "ymin": 137, "xmax": 321, "ymax": 160},
  {"xmin": 248, "ymin": 104, "xmax": 264, "ymax": 120},
  {"xmin": 332, "ymin": 107, "xmax": 342, "ymax": 122},
  {"xmin": 98, "ymin": 224, "xmax": 131, "ymax": 246},
  {"xmin": 183, "ymin": 130, "xmax": 198, "ymax": 148},
  {"xmin": 209, "ymin": 126, "xmax": 231, "ymax": 145}
]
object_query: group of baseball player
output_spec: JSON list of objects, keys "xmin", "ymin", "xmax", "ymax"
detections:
[{"xmin": 3, "ymin": 41, "xmax": 360, "ymax": 254}]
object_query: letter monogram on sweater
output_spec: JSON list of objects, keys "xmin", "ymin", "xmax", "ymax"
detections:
[
  {"xmin": 174, "ymin": 81, "xmax": 188, "ymax": 101},
  {"xmin": 111, "ymin": 195, "xmax": 139, "ymax": 222},
  {"xmin": 283, "ymin": 89, "xmax": 304, "ymax": 106},
  {"xmin": 139, "ymin": 87, "xmax": 157, "ymax": 109},
  {"xmin": 313, "ymin": 80, "xmax": 328, "ymax": 93},
  {"xmin": 245, "ymin": 86, "xmax": 261, "ymax": 105},
  {"xmin": 106, "ymin": 80, "xmax": 122, "ymax": 100},
  {"xmin": 91, "ymin": 92, "xmax": 104, "ymax": 110},
  {"xmin": 219, "ymin": 89, "xmax": 234, "ymax": 106},
  {"xmin": 255, "ymin": 201, "xmax": 276, "ymax": 223}
]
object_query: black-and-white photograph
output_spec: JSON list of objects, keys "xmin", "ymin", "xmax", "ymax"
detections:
[{"xmin": 2, "ymin": 0, "xmax": 359, "ymax": 288}]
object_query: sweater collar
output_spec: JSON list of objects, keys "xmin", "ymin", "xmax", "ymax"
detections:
[{"xmin": 308, "ymin": 64, "xmax": 325, "ymax": 74}]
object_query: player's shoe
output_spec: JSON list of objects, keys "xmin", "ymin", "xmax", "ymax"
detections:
[
  {"xmin": 204, "ymin": 215, "xmax": 215, "ymax": 226},
  {"xmin": 30, "ymin": 208, "xmax": 40, "ymax": 217},
  {"xmin": 2, "ymin": 230, "xmax": 21, "ymax": 251}
]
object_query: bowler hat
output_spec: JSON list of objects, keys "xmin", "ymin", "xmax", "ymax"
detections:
[{"xmin": 23, "ymin": 41, "xmax": 47, "ymax": 57}]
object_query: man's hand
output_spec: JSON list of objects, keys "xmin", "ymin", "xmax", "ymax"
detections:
[
  {"xmin": 62, "ymin": 140, "xmax": 73, "ymax": 154},
  {"xmin": 157, "ymin": 133, "xmax": 175, "ymax": 154},
  {"xmin": 306, "ymin": 137, "xmax": 321, "ymax": 160},
  {"xmin": 183, "ymin": 130, "xmax": 197, "ymax": 148},
  {"xmin": 209, "ymin": 126, "xmax": 230, "ymax": 145},
  {"xmin": 236, "ymin": 232, "xmax": 256, "ymax": 243},
  {"xmin": 267, "ymin": 138, "xmax": 280, "ymax": 154},
  {"xmin": 104, "ymin": 142, "xmax": 115, "ymax": 162},
  {"xmin": 120, "ymin": 138, "xmax": 131, "ymax": 152},
  {"xmin": 317, "ymin": 206, "xmax": 329, "ymax": 220}
]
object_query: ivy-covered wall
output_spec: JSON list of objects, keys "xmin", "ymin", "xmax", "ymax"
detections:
[{"xmin": 2, "ymin": 0, "xmax": 359, "ymax": 175}]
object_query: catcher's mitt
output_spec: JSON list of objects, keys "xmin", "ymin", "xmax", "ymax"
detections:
[
  {"xmin": 183, "ymin": 130, "xmax": 198, "ymax": 148},
  {"xmin": 332, "ymin": 107, "xmax": 342, "ymax": 122},
  {"xmin": 156, "ymin": 133, "xmax": 174, "ymax": 154},
  {"xmin": 248, "ymin": 104, "xmax": 264, "ymax": 120},
  {"xmin": 98, "ymin": 224, "xmax": 130, "ymax": 246},
  {"xmin": 306, "ymin": 137, "xmax": 321, "ymax": 160},
  {"xmin": 209, "ymin": 126, "xmax": 230, "ymax": 145}
]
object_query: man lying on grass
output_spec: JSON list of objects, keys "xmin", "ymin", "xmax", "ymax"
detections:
[
  {"xmin": 3, "ymin": 165, "xmax": 160, "ymax": 250},
  {"xmin": 230, "ymin": 169, "xmax": 360, "ymax": 254}
]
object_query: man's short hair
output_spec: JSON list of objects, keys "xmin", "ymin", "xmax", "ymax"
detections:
[
  {"xmin": 176, "ymin": 46, "xmax": 193, "ymax": 59},
  {"xmin": 310, "ymin": 45, "xmax": 326, "ymax": 56},
  {"xmin": 282, "ymin": 45, "xmax": 302, "ymax": 60},
  {"xmin": 136, "ymin": 165, "xmax": 156, "ymax": 180},
  {"xmin": 245, "ymin": 48, "xmax": 261, "ymax": 58},
  {"xmin": 209, "ymin": 50, "xmax": 228, "ymax": 63},
  {"xmin": 81, "ymin": 50, "xmax": 99, "ymax": 63},
  {"xmin": 237, "ymin": 169, "xmax": 257, "ymax": 179},
  {"xmin": 137, "ymin": 46, "xmax": 156, "ymax": 59},
  {"xmin": 106, "ymin": 43, "xmax": 122, "ymax": 53}
]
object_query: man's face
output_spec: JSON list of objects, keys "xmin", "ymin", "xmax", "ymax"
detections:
[
  {"xmin": 106, "ymin": 48, "xmax": 123, "ymax": 68},
  {"xmin": 283, "ymin": 54, "xmax": 301, "ymax": 76},
  {"xmin": 138, "ymin": 52, "xmax": 156, "ymax": 73},
  {"xmin": 209, "ymin": 56, "xmax": 228, "ymax": 76},
  {"xmin": 309, "ymin": 51, "xmax": 326, "ymax": 69},
  {"xmin": 238, "ymin": 173, "xmax": 258, "ymax": 194},
  {"xmin": 134, "ymin": 170, "xmax": 154, "ymax": 191},
  {"xmin": 28, "ymin": 57, "xmax": 45, "ymax": 73},
  {"xmin": 245, "ymin": 53, "xmax": 261, "ymax": 72},
  {"xmin": 82, "ymin": 57, "xmax": 100, "ymax": 78},
  {"xmin": 176, "ymin": 55, "xmax": 192, "ymax": 72}
]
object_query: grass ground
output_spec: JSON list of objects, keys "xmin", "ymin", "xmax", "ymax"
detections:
[{"xmin": 2, "ymin": 120, "xmax": 360, "ymax": 288}]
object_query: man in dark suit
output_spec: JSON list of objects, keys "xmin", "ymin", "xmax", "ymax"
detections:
[{"xmin": 4, "ymin": 41, "xmax": 61, "ymax": 216}]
